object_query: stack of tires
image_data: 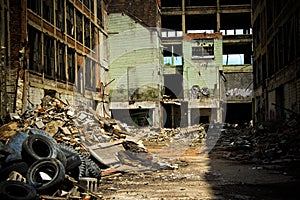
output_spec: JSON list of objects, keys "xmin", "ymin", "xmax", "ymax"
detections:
[{"xmin": 0, "ymin": 129, "xmax": 101, "ymax": 200}]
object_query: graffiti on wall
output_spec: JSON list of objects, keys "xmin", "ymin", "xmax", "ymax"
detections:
[
  {"xmin": 226, "ymin": 88, "xmax": 252, "ymax": 98},
  {"xmin": 190, "ymin": 85, "xmax": 210, "ymax": 99}
]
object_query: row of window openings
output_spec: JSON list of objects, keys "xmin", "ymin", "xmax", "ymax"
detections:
[
  {"xmin": 27, "ymin": 0, "xmax": 101, "ymax": 21},
  {"xmin": 163, "ymin": 54, "xmax": 249, "ymax": 66},
  {"xmin": 28, "ymin": 0, "xmax": 102, "ymax": 47},
  {"xmin": 161, "ymin": 28, "xmax": 252, "ymax": 38},
  {"xmin": 29, "ymin": 36, "xmax": 96, "ymax": 89}
]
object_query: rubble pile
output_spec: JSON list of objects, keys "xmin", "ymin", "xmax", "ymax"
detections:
[
  {"xmin": 144, "ymin": 124, "xmax": 207, "ymax": 146},
  {"xmin": 0, "ymin": 96, "xmax": 174, "ymax": 199},
  {"xmin": 211, "ymin": 120, "xmax": 300, "ymax": 164}
]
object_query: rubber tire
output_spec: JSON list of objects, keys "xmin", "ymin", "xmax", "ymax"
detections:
[
  {"xmin": 0, "ymin": 161, "xmax": 28, "ymax": 182},
  {"xmin": 80, "ymin": 154, "xmax": 102, "ymax": 180},
  {"xmin": 58, "ymin": 144, "xmax": 101, "ymax": 180},
  {"xmin": 26, "ymin": 158, "xmax": 65, "ymax": 194},
  {"xmin": 0, "ymin": 180, "xmax": 37, "ymax": 200},
  {"xmin": 56, "ymin": 149, "xmax": 67, "ymax": 167},
  {"xmin": 5, "ymin": 131, "xmax": 28, "ymax": 162},
  {"xmin": 21, "ymin": 134, "xmax": 58, "ymax": 164},
  {"xmin": 57, "ymin": 144, "xmax": 83, "ymax": 178}
]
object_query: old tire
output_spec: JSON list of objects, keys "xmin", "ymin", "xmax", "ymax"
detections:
[
  {"xmin": 0, "ymin": 161, "xmax": 28, "ymax": 182},
  {"xmin": 5, "ymin": 131, "xmax": 28, "ymax": 162},
  {"xmin": 0, "ymin": 180, "xmax": 37, "ymax": 200},
  {"xmin": 56, "ymin": 149, "xmax": 67, "ymax": 167},
  {"xmin": 57, "ymin": 144, "xmax": 83, "ymax": 178},
  {"xmin": 26, "ymin": 158, "xmax": 65, "ymax": 194},
  {"xmin": 21, "ymin": 134, "xmax": 58, "ymax": 164},
  {"xmin": 80, "ymin": 156, "xmax": 102, "ymax": 180}
]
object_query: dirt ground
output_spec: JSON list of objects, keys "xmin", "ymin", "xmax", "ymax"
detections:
[{"xmin": 99, "ymin": 142, "xmax": 300, "ymax": 200}]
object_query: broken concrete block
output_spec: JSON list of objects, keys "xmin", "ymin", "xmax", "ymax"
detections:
[{"xmin": 34, "ymin": 120, "xmax": 45, "ymax": 129}]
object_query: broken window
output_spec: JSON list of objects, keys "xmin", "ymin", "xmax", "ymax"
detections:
[
  {"xmin": 78, "ymin": 65, "xmax": 84, "ymax": 93},
  {"xmin": 97, "ymin": 0, "xmax": 102, "ymax": 25},
  {"xmin": 85, "ymin": 57, "xmax": 95, "ymax": 90},
  {"xmin": 28, "ymin": 26, "xmax": 42, "ymax": 73},
  {"xmin": 84, "ymin": 0, "xmax": 94, "ymax": 12},
  {"xmin": 67, "ymin": 2, "xmax": 74, "ymax": 37},
  {"xmin": 43, "ymin": 0, "xmax": 54, "ymax": 24},
  {"xmin": 161, "ymin": 0, "xmax": 181, "ymax": 7},
  {"xmin": 297, "ymin": 12, "xmax": 300, "ymax": 57},
  {"xmin": 27, "ymin": 0, "xmax": 41, "ymax": 15},
  {"xmin": 84, "ymin": 17, "xmax": 91, "ymax": 48},
  {"xmin": 67, "ymin": 48, "xmax": 75, "ymax": 83},
  {"xmin": 76, "ymin": 10, "xmax": 83, "ymax": 43},
  {"xmin": 56, "ymin": 0, "xmax": 64, "ymax": 31},
  {"xmin": 91, "ymin": 24, "xmax": 96, "ymax": 50},
  {"xmin": 85, "ymin": 57, "xmax": 91, "ymax": 89},
  {"xmin": 186, "ymin": 0, "xmax": 216, "ymax": 6},
  {"xmin": 56, "ymin": 42, "xmax": 66, "ymax": 81},
  {"xmin": 44, "ymin": 35, "xmax": 55, "ymax": 78},
  {"xmin": 192, "ymin": 40, "xmax": 214, "ymax": 59}
]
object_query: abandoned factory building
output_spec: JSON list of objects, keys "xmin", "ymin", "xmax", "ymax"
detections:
[
  {"xmin": 252, "ymin": 0, "xmax": 300, "ymax": 123},
  {"xmin": 1, "ymin": 0, "xmax": 299, "ymax": 127},
  {"xmin": 107, "ymin": 0, "xmax": 252, "ymax": 127},
  {"xmin": 0, "ymin": 0, "xmax": 110, "ymax": 122}
]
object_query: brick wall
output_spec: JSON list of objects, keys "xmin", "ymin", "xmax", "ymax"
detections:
[
  {"xmin": 108, "ymin": 0, "xmax": 160, "ymax": 27},
  {"xmin": 9, "ymin": 0, "xmax": 26, "ymax": 65}
]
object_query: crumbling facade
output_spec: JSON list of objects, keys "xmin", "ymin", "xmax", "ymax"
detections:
[
  {"xmin": 161, "ymin": 0, "xmax": 253, "ymax": 126},
  {"xmin": 252, "ymin": 0, "xmax": 300, "ymax": 123},
  {"xmin": 107, "ymin": 0, "xmax": 239, "ymax": 128},
  {"xmin": 107, "ymin": 0, "xmax": 163, "ymax": 127},
  {"xmin": 0, "ymin": 0, "xmax": 110, "ymax": 123}
]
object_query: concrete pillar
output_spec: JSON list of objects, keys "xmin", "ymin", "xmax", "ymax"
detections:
[
  {"xmin": 216, "ymin": 0, "xmax": 220, "ymax": 32},
  {"xmin": 182, "ymin": 0, "xmax": 186, "ymax": 33},
  {"xmin": 187, "ymin": 108, "xmax": 191, "ymax": 126},
  {"xmin": 153, "ymin": 102, "xmax": 161, "ymax": 127}
]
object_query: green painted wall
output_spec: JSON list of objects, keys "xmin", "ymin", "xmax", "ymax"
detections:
[
  {"xmin": 182, "ymin": 38, "xmax": 223, "ymax": 100},
  {"xmin": 108, "ymin": 13, "xmax": 163, "ymax": 101}
]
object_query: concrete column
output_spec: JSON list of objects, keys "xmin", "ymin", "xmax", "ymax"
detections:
[
  {"xmin": 187, "ymin": 108, "xmax": 191, "ymax": 126},
  {"xmin": 182, "ymin": 0, "xmax": 186, "ymax": 33},
  {"xmin": 216, "ymin": 0, "xmax": 220, "ymax": 32}
]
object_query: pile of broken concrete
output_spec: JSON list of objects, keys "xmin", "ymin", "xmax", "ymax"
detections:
[
  {"xmin": 0, "ymin": 96, "xmax": 176, "ymax": 199},
  {"xmin": 211, "ymin": 120, "xmax": 300, "ymax": 164}
]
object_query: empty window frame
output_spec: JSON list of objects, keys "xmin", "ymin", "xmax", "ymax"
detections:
[
  {"xmin": 27, "ymin": 0, "xmax": 41, "ymax": 15},
  {"xmin": 67, "ymin": 2, "xmax": 74, "ymax": 37},
  {"xmin": 76, "ymin": 10, "xmax": 83, "ymax": 43},
  {"xmin": 84, "ymin": 0, "xmax": 94, "ymax": 12},
  {"xmin": 43, "ymin": 0, "xmax": 54, "ymax": 24},
  {"xmin": 28, "ymin": 26, "xmax": 42, "ymax": 73},
  {"xmin": 56, "ymin": 42, "xmax": 66, "ymax": 81},
  {"xmin": 84, "ymin": 17, "xmax": 91, "ymax": 48},
  {"xmin": 192, "ymin": 40, "xmax": 214, "ymax": 59},
  {"xmin": 85, "ymin": 58, "xmax": 96, "ymax": 90},
  {"xmin": 56, "ymin": 0, "xmax": 65, "ymax": 30},
  {"xmin": 67, "ymin": 48, "xmax": 76, "ymax": 83},
  {"xmin": 44, "ymin": 35, "xmax": 55, "ymax": 77},
  {"xmin": 91, "ymin": 24, "xmax": 96, "ymax": 50},
  {"xmin": 85, "ymin": 57, "xmax": 91, "ymax": 89},
  {"xmin": 97, "ymin": 0, "xmax": 102, "ymax": 25}
]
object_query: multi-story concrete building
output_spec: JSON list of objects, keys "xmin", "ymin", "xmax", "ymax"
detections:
[
  {"xmin": 107, "ymin": 0, "xmax": 234, "ymax": 128},
  {"xmin": 0, "ymin": 0, "xmax": 110, "ymax": 122},
  {"xmin": 107, "ymin": 0, "xmax": 163, "ymax": 127},
  {"xmin": 160, "ymin": 0, "xmax": 253, "ymax": 126},
  {"xmin": 252, "ymin": 0, "xmax": 300, "ymax": 123}
]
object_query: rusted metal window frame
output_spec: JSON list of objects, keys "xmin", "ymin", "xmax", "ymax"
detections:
[
  {"xmin": 56, "ymin": 41, "xmax": 66, "ymax": 81},
  {"xmin": 76, "ymin": 10, "xmax": 83, "ymax": 43},
  {"xmin": 67, "ymin": 1, "xmax": 74, "ymax": 37}
]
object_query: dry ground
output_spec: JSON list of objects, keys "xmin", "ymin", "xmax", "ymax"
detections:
[{"xmin": 99, "ymin": 143, "xmax": 300, "ymax": 200}]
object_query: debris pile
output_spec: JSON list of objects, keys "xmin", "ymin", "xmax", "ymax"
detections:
[
  {"xmin": 0, "ymin": 96, "xmax": 175, "ymax": 199},
  {"xmin": 144, "ymin": 124, "xmax": 207, "ymax": 146},
  {"xmin": 211, "ymin": 120, "xmax": 300, "ymax": 164}
]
